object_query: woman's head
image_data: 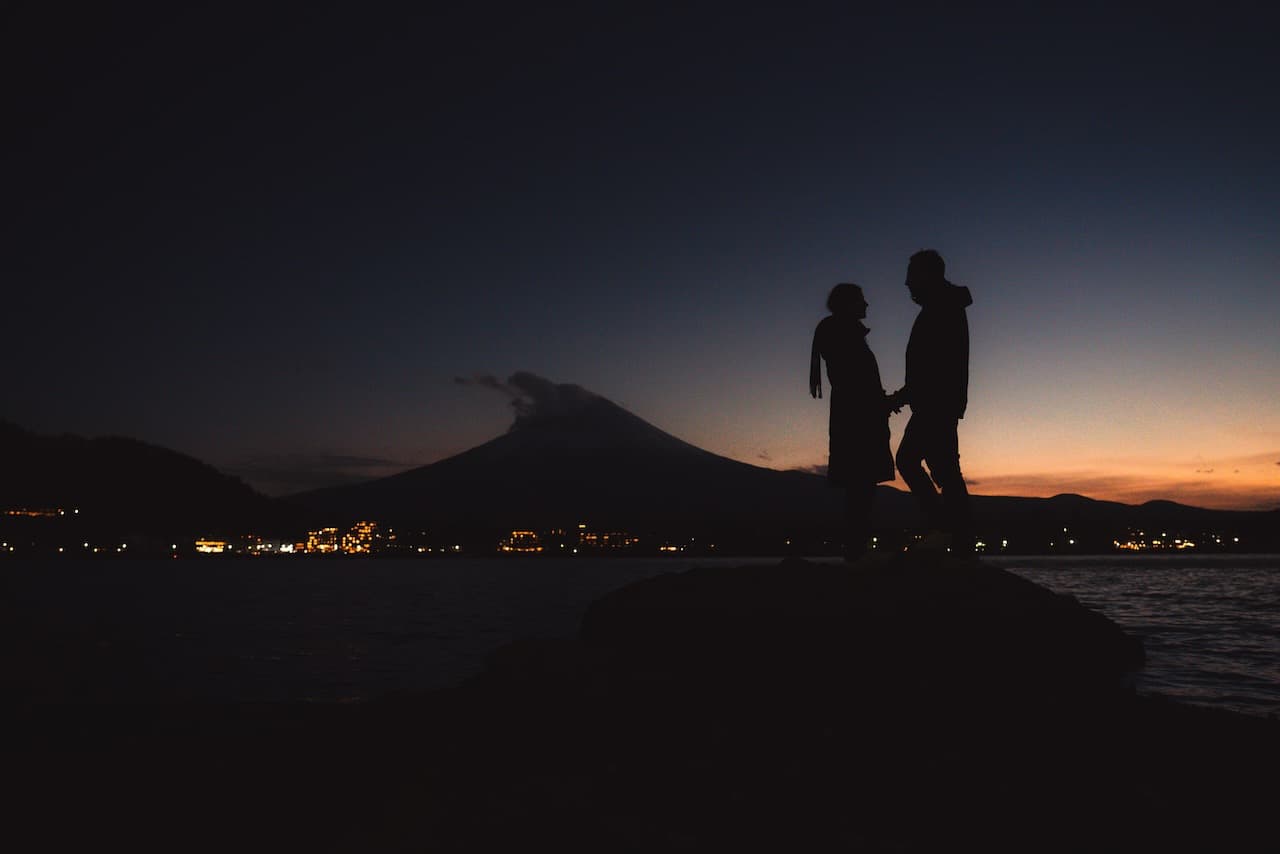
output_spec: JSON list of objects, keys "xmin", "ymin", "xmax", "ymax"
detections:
[{"xmin": 827, "ymin": 282, "xmax": 867, "ymax": 317}]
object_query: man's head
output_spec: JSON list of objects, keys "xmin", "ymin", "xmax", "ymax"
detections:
[{"xmin": 906, "ymin": 249, "xmax": 946, "ymax": 304}]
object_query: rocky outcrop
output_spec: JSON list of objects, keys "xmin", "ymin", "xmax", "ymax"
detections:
[
  {"xmin": 425, "ymin": 556, "xmax": 1274, "ymax": 852},
  {"xmin": 578, "ymin": 554, "xmax": 1144, "ymax": 706}
]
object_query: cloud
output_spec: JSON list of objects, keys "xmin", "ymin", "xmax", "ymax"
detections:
[
  {"xmin": 456, "ymin": 371, "xmax": 602, "ymax": 425},
  {"xmin": 453, "ymin": 374, "xmax": 511, "ymax": 394},
  {"xmin": 757, "ymin": 450, "xmax": 773, "ymax": 462},
  {"xmin": 791, "ymin": 464, "xmax": 828, "ymax": 476},
  {"xmin": 1092, "ymin": 451, "xmax": 1280, "ymax": 470},
  {"xmin": 227, "ymin": 453, "xmax": 413, "ymax": 496}
]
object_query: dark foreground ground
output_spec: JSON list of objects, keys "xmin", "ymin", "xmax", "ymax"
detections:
[{"xmin": 11, "ymin": 556, "xmax": 1280, "ymax": 852}]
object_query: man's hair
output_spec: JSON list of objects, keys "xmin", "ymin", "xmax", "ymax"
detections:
[
  {"xmin": 827, "ymin": 282, "xmax": 864, "ymax": 315},
  {"xmin": 907, "ymin": 249, "xmax": 946, "ymax": 282}
]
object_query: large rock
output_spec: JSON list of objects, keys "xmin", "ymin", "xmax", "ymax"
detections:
[
  {"xmin": 577, "ymin": 555, "xmax": 1145, "ymax": 709},
  {"xmin": 433, "ymin": 556, "xmax": 1175, "ymax": 851}
]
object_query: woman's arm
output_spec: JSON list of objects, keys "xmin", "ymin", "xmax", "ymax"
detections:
[{"xmin": 810, "ymin": 327, "xmax": 823, "ymax": 399}]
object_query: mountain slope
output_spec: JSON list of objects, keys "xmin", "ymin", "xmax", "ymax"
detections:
[{"xmin": 289, "ymin": 393, "xmax": 879, "ymax": 534}]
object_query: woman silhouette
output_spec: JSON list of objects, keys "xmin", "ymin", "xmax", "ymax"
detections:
[{"xmin": 810, "ymin": 283, "xmax": 897, "ymax": 560}]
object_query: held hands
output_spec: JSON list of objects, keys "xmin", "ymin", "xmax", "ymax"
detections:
[
  {"xmin": 885, "ymin": 388, "xmax": 906, "ymax": 414},
  {"xmin": 810, "ymin": 381, "xmax": 822, "ymax": 399}
]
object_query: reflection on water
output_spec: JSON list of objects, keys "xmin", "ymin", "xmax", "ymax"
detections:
[
  {"xmin": 2, "ymin": 558, "xmax": 776, "ymax": 704},
  {"xmin": 991, "ymin": 555, "xmax": 1280, "ymax": 717}
]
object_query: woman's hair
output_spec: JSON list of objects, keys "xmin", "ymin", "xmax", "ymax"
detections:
[{"xmin": 826, "ymin": 282, "xmax": 864, "ymax": 315}]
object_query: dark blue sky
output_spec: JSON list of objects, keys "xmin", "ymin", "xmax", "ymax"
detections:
[{"xmin": 7, "ymin": 3, "xmax": 1278, "ymax": 507}]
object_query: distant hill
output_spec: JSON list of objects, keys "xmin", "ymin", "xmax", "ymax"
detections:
[
  {"xmin": 0, "ymin": 420, "xmax": 276, "ymax": 536},
  {"xmin": 970, "ymin": 491, "xmax": 1279, "ymax": 551}
]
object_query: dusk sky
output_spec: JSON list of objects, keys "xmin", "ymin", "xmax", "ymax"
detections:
[{"xmin": 7, "ymin": 4, "xmax": 1278, "ymax": 509}]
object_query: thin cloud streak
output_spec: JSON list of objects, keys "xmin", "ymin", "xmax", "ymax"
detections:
[{"xmin": 228, "ymin": 453, "xmax": 416, "ymax": 496}]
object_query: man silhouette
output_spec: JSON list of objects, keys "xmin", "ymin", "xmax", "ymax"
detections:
[{"xmin": 890, "ymin": 250, "xmax": 974, "ymax": 553}]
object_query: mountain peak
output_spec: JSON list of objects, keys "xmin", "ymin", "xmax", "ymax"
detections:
[
  {"xmin": 453, "ymin": 371, "xmax": 693, "ymax": 453},
  {"xmin": 297, "ymin": 373, "xmax": 837, "ymax": 529},
  {"xmin": 506, "ymin": 380, "xmax": 610, "ymax": 433},
  {"xmin": 454, "ymin": 371, "xmax": 608, "ymax": 432},
  {"xmin": 504, "ymin": 374, "xmax": 605, "ymax": 430}
]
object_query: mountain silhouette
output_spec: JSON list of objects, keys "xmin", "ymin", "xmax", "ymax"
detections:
[
  {"xmin": 288, "ymin": 383, "xmax": 896, "ymax": 539},
  {"xmin": 0, "ymin": 420, "xmax": 274, "ymax": 536}
]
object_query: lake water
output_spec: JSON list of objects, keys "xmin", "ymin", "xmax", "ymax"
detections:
[
  {"xmin": 4, "ymin": 554, "xmax": 1277, "ymax": 717},
  {"xmin": 991, "ymin": 554, "xmax": 1280, "ymax": 717}
]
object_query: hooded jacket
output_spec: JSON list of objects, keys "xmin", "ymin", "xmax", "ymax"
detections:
[{"xmin": 902, "ymin": 282, "xmax": 972, "ymax": 419}]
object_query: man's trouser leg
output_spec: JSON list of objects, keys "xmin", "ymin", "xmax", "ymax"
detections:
[
  {"xmin": 920, "ymin": 417, "xmax": 973, "ymax": 551},
  {"xmin": 896, "ymin": 414, "xmax": 944, "ymax": 532}
]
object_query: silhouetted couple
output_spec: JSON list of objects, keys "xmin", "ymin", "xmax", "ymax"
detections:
[{"xmin": 810, "ymin": 250, "xmax": 973, "ymax": 561}]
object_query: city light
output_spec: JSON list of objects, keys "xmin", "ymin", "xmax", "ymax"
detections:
[
  {"xmin": 195, "ymin": 539, "xmax": 229, "ymax": 554},
  {"xmin": 499, "ymin": 530, "xmax": 544, "ymax": 553},
  {"xmin": 340, "ymin": 521, "xmax": 378, "ymax": 554},
  {"xmin": 305, "ymin": 528, "xmax": 340, "ymax": 554},
  {"xmin": 0, "ymin": 498, "xmax": 1263, "ymax": 559}
]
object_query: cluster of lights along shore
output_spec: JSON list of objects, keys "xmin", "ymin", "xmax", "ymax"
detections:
[{"xmin": 0, "ymin": 508, "xmax": 1254, "ymax": 558}]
